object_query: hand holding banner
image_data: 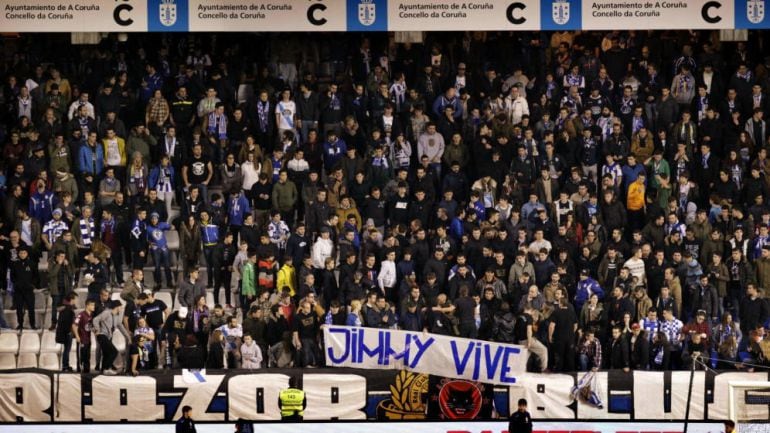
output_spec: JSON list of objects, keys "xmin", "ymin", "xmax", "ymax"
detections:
[{"xmin": 323, "ymin": 325, "xmax": 529, "ymax": 386}]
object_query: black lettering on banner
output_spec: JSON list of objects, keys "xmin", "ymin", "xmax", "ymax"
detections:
[
  {"xmin": 15, "ymin": 387, "xmax": 22, "ymax": 404},
  {"xmin": 113, "ymin": 0, "xmax": 133, "ymax": 26},
  {"xmin": 506, "ymin": 2, "xmax": 526, "ymax": 24},
  {"xmin": 120, "ymin": 389, "xmax": 127, "ymax": 406},
  {"xmin": 701, "ymin": 1, "xmax": 721, "ymax": 23},
  {"xmin": 307, "ymin": 3, "xmax": 327, "ymax": 26},
  {"xmin": 331, "ymin": 387, "xmax": 339, "ymax": 404},
  {"xmin": 256, "ymin": 387, "xmax": 264, "ymax": 413}
]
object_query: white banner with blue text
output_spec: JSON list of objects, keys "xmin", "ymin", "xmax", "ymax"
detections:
[{"xmin": 323, "ymin": 325, "xmax": 529, "ymax": 386}]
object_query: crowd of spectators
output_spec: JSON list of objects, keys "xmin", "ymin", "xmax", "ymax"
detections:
[{"xmin": 1, "ymin": 31, "xmax": 770, "ymax": 375}]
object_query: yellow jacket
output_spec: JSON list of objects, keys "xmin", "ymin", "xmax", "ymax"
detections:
[
  {"xmin": 102, "ymin": 137, "xmax": 127, "ymax": 166},
  {"xmin": 277, "ymin": 264, "xmax": 296, "ymax": 297},
  {"xmin": 627, "ymin": 181, "xmax": 645, "ymax": 211}
]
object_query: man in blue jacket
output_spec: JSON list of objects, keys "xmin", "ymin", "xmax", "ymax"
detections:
[
  {"xmin": 322, "ymin": 131, "xmax": 346, "ymax": 173},
  {"xmin": 78, "ymin": 131, "xmax": 104, "ymax": 195},
  {"xmin": 575, "ymin": 268, "xmax": 605, "ymax": 312},
  {"xmin": 147, "ymin": 212, "xmax": 173, "ymax": 291},
  {"xmin": 227, "ymin": 189, "xmax": 250, "ymax": 244},
  {"xmin": 30, "ymin": 178, "xmax": 56, "ymax": 225}
]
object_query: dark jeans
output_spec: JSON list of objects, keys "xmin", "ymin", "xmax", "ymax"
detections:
[
  {"xmin": 51, "ymin": 293, "xmax": 63, "ymax": 324},
  {"xmin": 132, "ymin": 250, "xmax": 147, "ymax": 270},
  {"xmin": 458, "ymin": 322, "xmax": 478, "ymax": 339},
  {"xmin": 216, "ymin": 266, "xmax": 233, "ymax": 306},
  {"xmin": 109, "ymin": 247, "xmax": 124, "ymax": 285},
  {"xmin": 97, "ymin": 334, "xmax": 118, "ymax": 371},
  {"xmin": 551, "ymin": 340, "xmax": 575, "ymax": 372},
  {"xmin": 61, "ymin": 334, "xmax": 72, "ymax": 370},
  {"xmin": 78, "ymin": 342, "xmax": 91, "ymax": 373},
  {"xmin": 14, "ymin": 289, "xmax": 35, "ymax": 328},
  {"xmin": 152, "ymin": 247, "xmax": 173, "ymax": 287},
  {"xmin": 203, "ymin": 245, "xmax": 220, "ymax": 288},
  {"xmin": 298, "ymin": 337, "xmax": 319, "ymax": 367}
]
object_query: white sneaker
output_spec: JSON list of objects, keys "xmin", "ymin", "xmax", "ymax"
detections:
[{"xmin": 103, "ymin": 368, "xmax": 118, "ymax": 376}]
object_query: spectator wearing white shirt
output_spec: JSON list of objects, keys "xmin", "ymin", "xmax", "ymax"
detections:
[
  {"xmin": 377, "ymin": 249, "xmax": 397, "ymax": 300},
  {"xmin": 311, "ymin": 227, "xmax": 334, "ymax": 269},
  {"xmin": 67, "ymin": 91, "xmax": 95, "ymax": 120}
]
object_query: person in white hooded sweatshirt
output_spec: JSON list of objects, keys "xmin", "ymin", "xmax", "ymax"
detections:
[
  {"xmin": 311, "ymin": 227, "xmax": 334, "ymax": 269},
  {"xmin": 240, "ymin": 334, "xmax": 263, "ymax": 369},
  {"xmin": 377, "ymin": 249, "xmax": 398, "ymax": 302}
]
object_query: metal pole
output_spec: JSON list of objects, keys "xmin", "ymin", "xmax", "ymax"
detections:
[{"xmin": 683, "ymin": 355, "xmax": 697, "ymax": 433}]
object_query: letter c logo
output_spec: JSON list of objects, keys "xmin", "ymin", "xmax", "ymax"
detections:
[
  {"xmin": 114, "ymin": 3, "xmax": 133, "ymax": 26},
  {"xmin": 506, "ymin": 2, "xmax": 526, "ymax": 25},
  {"xmin": 307, "ymin": 3, "xmax": 327, "ymax": 26},
  {"xmin": 701, "ymin": 1, "xmax": 721, "ymax": 24}
]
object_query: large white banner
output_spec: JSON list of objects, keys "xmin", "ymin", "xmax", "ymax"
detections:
[
  {"xmin": 0, "ymin": 0, "xmax": 762, "ymax": 32},
  {"xmin": 386, "ymin": 0, "xmax": 542, "ymax": 31},
  {"xmin": 0, "ymin": 421, "xmax": 729, "ymax": 433},
  {"xmin": 323, "ymin": 326, "xmax": 529, "ymax": 386},
  {"xmin": 581, "ymin": 0, "xmax": 734, "ymax": 30},
  {"xmin": 0, "ymin": 370, "xmax": 769, "ymax": 422},
  {"xmin": 185, "ymin": 0, "xmax": 346, "ymax": 32},
  {"xmin": 0, "ymin": 0, "xmax": 148, "ymax": 32}
]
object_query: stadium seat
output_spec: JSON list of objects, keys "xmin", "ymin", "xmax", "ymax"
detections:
[
  {"xmin": 154, "ymin": 292, "xmax": 173, "ymax": 311},
  {"xmin": 40, "ymin": 330, "xmax": 60, "ymax": 353},
  {"xmin": 19, "ymin": 332, "xmax": 40, "ymax": 351},
  {"xmin": 35, "ymin": 309, "xmax": 51, "ymax": 329},
  {"xmin": 168, "ymin": 207, "xmax": 180, "ymax": 225},
  {"xmin": 237, "ymin": 84, "xmax": 253, "ymax": 104},
  {"xmin": 19, "ymin": 332, "xmax": 40, "ymax": 369},
  {"xmin": 206, "ymin": 292, "xmax": 215, "ymax": 309},
  {"xmin": 3, "ymin": 311, "xmax": 17, "ymax": 329},
  {"xmin": 38, "ymin": 352, "xmax": 60, "ymax": 370},
  {"xmin": 38, "ymin": 251, "xmax": 48, "ymax": 271},
  {"xmin": 74, "ymin": 289, "xmax": 88, "ymax": 309},
  {"xmin": 0, "ymin": 333, "xmax": 18, "ymax": 353},
  {"xmin": 0, "ymin": 354, "xmax": 15, "ymax": 370},
  {"xmin": 112, "ymin": 332, "xmax": 127, "ymax": 370},
  {"xmin": 167, "ymin": 230, "xmax": 180, "ymax": 251},
  {"xmin": 16, "ymin": 353, "xmax": 37, "ymax": 368}
]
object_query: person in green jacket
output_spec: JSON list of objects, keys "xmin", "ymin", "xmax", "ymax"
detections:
[
  {"xmin": 241, "ymin": 251, "xmax": 258, "ymax": 317},
  {"xmin": 271, "ymin": 170, "xmax": 298, "ymax": 226}
]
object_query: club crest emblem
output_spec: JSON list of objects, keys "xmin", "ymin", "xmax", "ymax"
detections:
[
  {"xmin": 552, "ymin": 0, "xmax": 570, "ymax": 25},
  {"xmin": 358, "ymin": 0, "xmax": 376, "ymax": 26},
  {"xmin": 748, "ymin": 0, "xmax": 765, "ymax": 24},
  {"xmin": 159, "ymin": 0, "xmax": 177, "ymax": 27}
]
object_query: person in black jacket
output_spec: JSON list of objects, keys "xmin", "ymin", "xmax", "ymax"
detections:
[
  {"xmin": 285, "ymin": 223, "xmax": 310, "ymax": 268},
  {"xmin": 508, "ymin": 398, "xmax": 533, "ymax": 433},
  {"xmin": 629, "ymin": 324, "xmax": 650, "ymax": 370},
  {"xmin": 55, "ymin": 292, "xmax": 78, "ymax": 371},
  {"xmin": 217, "ymin": 232, "xmax": 237, "ymax": 308},
  {"xmin": 12, "ymin": 247, "xmax": 37, "ymax": 329},
  {"xmin": 176, "ymin": 405, "xmax": 196, "ymax": 433},
  {"xmin": 129, "ymin": 208, "xmax": 149, "ymax": 269},
  {"xmin": 606, "ymin": 286, "xmax": 635, "ymax": 328},
  {"xmin": 608, "ymin": 326, "xmax": 631, "ymax": 371},
  {"xmin": 177, "ymin": 334, "xmax": 206, "ymax": 369},
  {"xmin": 739, "ymin": 284, "xmax": 769, "ymax": 337},
  {"xmin": 83, "ymin": 252, "xmax": 108, "ymax": 302},
  {"xmin": 207, "ymin": 329, "xmax": 226, "ymax": 369}
]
